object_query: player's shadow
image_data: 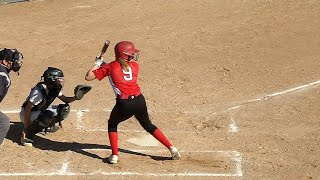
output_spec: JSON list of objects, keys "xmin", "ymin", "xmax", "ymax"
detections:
[{"xmin": 6, "ymin": 122, "xmax": 172, "ymax": 161}]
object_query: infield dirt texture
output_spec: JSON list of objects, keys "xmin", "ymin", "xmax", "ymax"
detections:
[{"xmin": 0, "ymin": 0, "xmax": 320, "ymax": 179}]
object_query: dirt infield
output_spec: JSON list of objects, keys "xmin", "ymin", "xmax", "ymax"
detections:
[{"xmin": 1, "ymin": 0, "xmax": 320, "ymax": 179}]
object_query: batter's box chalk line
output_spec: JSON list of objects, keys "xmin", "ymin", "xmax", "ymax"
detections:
[
  {"xmin": 4, "ymin": 108, "xmax": 234, "ymax": 133},
  {"xmin": 0, "ymin": 150, "xmax": 242, "ymax": 177}
]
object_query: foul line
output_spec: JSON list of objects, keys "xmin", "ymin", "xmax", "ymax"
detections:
[{"xmin": 211, "ymin": 80, "xmax": 320, "ymax": 115}]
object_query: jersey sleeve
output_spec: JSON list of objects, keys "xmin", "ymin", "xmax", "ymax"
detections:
[
  {"xmin": 92, "ymin": 63, "xmax": 112, "ymax": 81},
  {"xmin": 28, "ymin": 87, "xmax": 44, "ymax": 105}
]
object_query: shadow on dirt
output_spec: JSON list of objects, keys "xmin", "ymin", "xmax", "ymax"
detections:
[{"xmin": 6, "ymin": 122, "xmax": 172, "ymax": 161}]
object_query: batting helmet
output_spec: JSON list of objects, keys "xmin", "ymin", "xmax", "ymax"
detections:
[
  {"xmin": 114, "ymin": 41, "xmax": 140, "ymax": 61},
  {"xmin": 42, "ymin": 67, "xmax": 64, "ymax": 88},
  {"xmin": 0, "ymin": 48, "xmax": 23, "ymax": 72}
]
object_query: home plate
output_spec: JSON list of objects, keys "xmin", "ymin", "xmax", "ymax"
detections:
[{"xmin": 127, "ymin": 135, "xmax": 161, "ymax": 146}]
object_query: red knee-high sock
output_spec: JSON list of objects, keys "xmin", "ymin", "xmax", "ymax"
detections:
[
  {"xmin": 108, "ymin": 132, "xmax": 118, "ymax": 155},
  {"xmin": 152, "ymin": 128, "xmax": 172, "ymax": 148}
]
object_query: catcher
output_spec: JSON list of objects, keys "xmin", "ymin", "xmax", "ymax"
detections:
[
  {"xmin": 85, "ymin": 40, "xmax": 181, "ymax": 164},
  {"xmin": 20, "ymin": 67, "xmax": 92, "ymax": 147}
]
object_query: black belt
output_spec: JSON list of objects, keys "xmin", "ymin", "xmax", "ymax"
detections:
[{"xmin": 117, "ymin": 94, "xmax": 140, "ymax": 100}]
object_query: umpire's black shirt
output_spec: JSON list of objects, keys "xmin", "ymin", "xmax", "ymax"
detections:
[{"xmin": 0, "ymin": 64, "xmax": 11, "ymax": 103}]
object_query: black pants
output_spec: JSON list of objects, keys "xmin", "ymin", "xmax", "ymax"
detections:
[{"xmin": 108, "ymin": 94, "xmax": 157, "ymax": 134}]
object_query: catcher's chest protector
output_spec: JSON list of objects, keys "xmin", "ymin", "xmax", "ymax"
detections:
[{"xmin": 23, "ymin": 83, "xmax": 60, "ymax": 111}]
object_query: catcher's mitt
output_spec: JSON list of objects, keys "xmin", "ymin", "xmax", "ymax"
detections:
[{"xmin": 74, "ymin": 85, "xmax": 92, "ymax": 100}]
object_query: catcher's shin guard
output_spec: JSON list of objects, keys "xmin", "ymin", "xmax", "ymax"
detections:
[
  {"xmin": 26, "ymin": 110, "xmax": 55, "ymax": 138},
  {"xmin": 57, "ymin": 103, "xmax": 70, "ymax": 120},
  {"xmin": 49, "ymin": 103, "xmax": 70, "ymax": 128},
  {"xmin": 25, "ymin": 120, "xmax": 44, "ymax": 139}
]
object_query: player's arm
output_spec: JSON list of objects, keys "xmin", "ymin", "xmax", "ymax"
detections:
[
  {"xmin": 58, "ymin": 94, "xmax": 76, "ymax": 103},
  {"xmin": 21, "ymin": 101, "xmax": 33, "ymax": 141},
  {"xmin": 23, "ymin": 101, "xmax": 33, "ymax": 131},
  {"xmin": 85, "ymin": 64, "xmax": 99, "ymax": 81},
  {"xmin": 85, "ymin": 56, "xmax": 110, "ymax": 81}
]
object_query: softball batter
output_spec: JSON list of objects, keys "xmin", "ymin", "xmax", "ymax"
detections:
[{"xmin": 85, "ymin": 40, "xmax": 181, "ymax": 164}]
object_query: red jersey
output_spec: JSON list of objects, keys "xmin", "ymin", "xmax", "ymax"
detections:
[{"xmin": 93, "ymin": 61, "xmax": 141, "ymax": 99}]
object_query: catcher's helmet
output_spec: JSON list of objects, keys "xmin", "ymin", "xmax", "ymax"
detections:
[
  {"xmin": 114, "ymin": 41, "xmax": 140, "ymax": 61},
  {"xmin": 0, "ymin": 48, "xmax": 23, "ymax": 72},
  {"xmin": 42, "ymin": 67, "xmax": 64, "ymax": 88}
]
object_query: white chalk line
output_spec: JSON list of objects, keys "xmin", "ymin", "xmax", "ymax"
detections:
[
  {"xmin": 3, "ymin": 109, "xmax": 90, "ymax": 114},
  {"xmin": 211, "ymin": 80, "xmax": 320, "ymax": 115},
  {"xmin": 80, "ymin": 128, "xmax": 216, "ymax": 134},
  {"xmin": 57, "ymin": 151, "xmax": 71, "ymax": 174},
  {"xmin": 3, "ymin": 109, "xmax": 222, "ymax": 134},
  {"xmin": 6, "ymin": 80, "xmax": 318, "ymax": 132},
  {"xmin": 0, "ymin": 150, "xmax": 242, "ymax": 177},
  {"xmin": 228, "ymin": 118, "xmax": 239, "ymax": 133},
  {"xmin": 70, "ymin": 5, "xmax": 91, "ymax": 9},
  {"xmin": 3, "ymin": 80, "xmax": 320, "ymax": 116},
  {"xmin": 75, "ymin": 109, "xmax": 89, "ymax": 129},
  {"xmin": 2, "ymin": 80, "xmax": 316, "ymax": 177}
]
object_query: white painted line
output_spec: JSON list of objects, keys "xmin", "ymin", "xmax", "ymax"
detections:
[
  {"xmin": 75, "ymin": 110, "xmax": 89, "ymax": 129},
  {"xmin": 0, "ymin": 150, "xmax": 242, "ymax": 177},
  {"xmin": 3, "ymin": 80, "xmax": 320, "ymax": 115},
  {"xmin": 82, "ymin": 149, "xmax": 243, "ymax": 177},
  {"xmin": 228, "ymin": 118, "xmax": 239, "ymax": 133},
  {"xmin": 266, "ymin": 80, "xmax": 320, "ymax": 97},
  {"xmin": 227, "ymin": 105, "xmax": 242, "ymax": 111},
  {"xmin": 2, "ymin": 109, "xmax": 90, "ymax": 114},
  {"xmin": 2, "ymin": 110, "xmax": 20, "ymax": 114},
  {"xmin": 82, "ymin": 128, "xmax": 206, "ymax": 134},
  {"xmin": 233, "ymin": 151, "xmax": 243, "ymax": 177},
  {"xmin": 70, "ymin": 5, "xmax": 91, "ymax": 9},
  {"xmin": 0, "ymin": 151, "xmax": 74, "ymax": 176},
  {"xmin": 211, "ymin": 79, "xmax": 320, "ymax": 115},
  {"xmin": 58, "ymin": 162, "xmax": 69, "ymax": 174},
  {"xmin": 1, "ymin": 108, "xmax": 215, "ymax": 134},
  {"xmin": 57, "ymin": 151, "xmax": 71, "ymax": 174},
  {"xmin": 0, "ymin": 171, "xmax": 240, "ymax": 177},
  {"xmin": 79, "ymin": 149, "xmax": 243, "ymax": 177}
]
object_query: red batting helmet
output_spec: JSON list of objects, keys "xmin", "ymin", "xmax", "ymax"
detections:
[{"xmin": 114, "ymin": 41, "xmax": 140, "ymax": 61}]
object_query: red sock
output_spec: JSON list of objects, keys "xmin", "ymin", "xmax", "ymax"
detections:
[
  {"xmin": 152, "ymin": 128, "xmax": 172, "ymax": 148},
  {"xmin": 108, "ymin": 132, "xmax": 118, "ymax": 155}
]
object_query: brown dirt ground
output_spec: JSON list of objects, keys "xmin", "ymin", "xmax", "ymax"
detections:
[{"xmin": 1, "ymin": 0, "xmax": 320, "ymax": 179}]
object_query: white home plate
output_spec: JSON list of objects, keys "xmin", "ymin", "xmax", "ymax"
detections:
[{"xmin": 127, "ymin": 135, "xmax": 160, "ymax": 146}]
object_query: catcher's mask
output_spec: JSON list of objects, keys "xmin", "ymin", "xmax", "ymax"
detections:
[
  {"xmin": 42, "ymin": 67, "xmax": 64, "ymax": 89},
  {"xmin": 0, "ymin": 48, "xmax": 24, "ymax": 73},
  {"xmin": 114, "ymin": 41, "xmax": 140, "ymax": 61}
]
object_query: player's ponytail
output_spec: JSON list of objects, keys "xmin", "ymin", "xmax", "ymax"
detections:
[{"xmin": 117, "ymin": 58, "xmax": 130, "ymax": 72}]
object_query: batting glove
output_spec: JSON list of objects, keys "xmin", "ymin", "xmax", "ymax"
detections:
[{"xmin": 95, "ymin": 56, "xmax": 105, "ymax": 67}]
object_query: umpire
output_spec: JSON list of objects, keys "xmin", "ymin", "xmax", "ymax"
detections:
[{"xmin": 0, "ymin": 48, "xmax": 24, "ymax": 145}]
